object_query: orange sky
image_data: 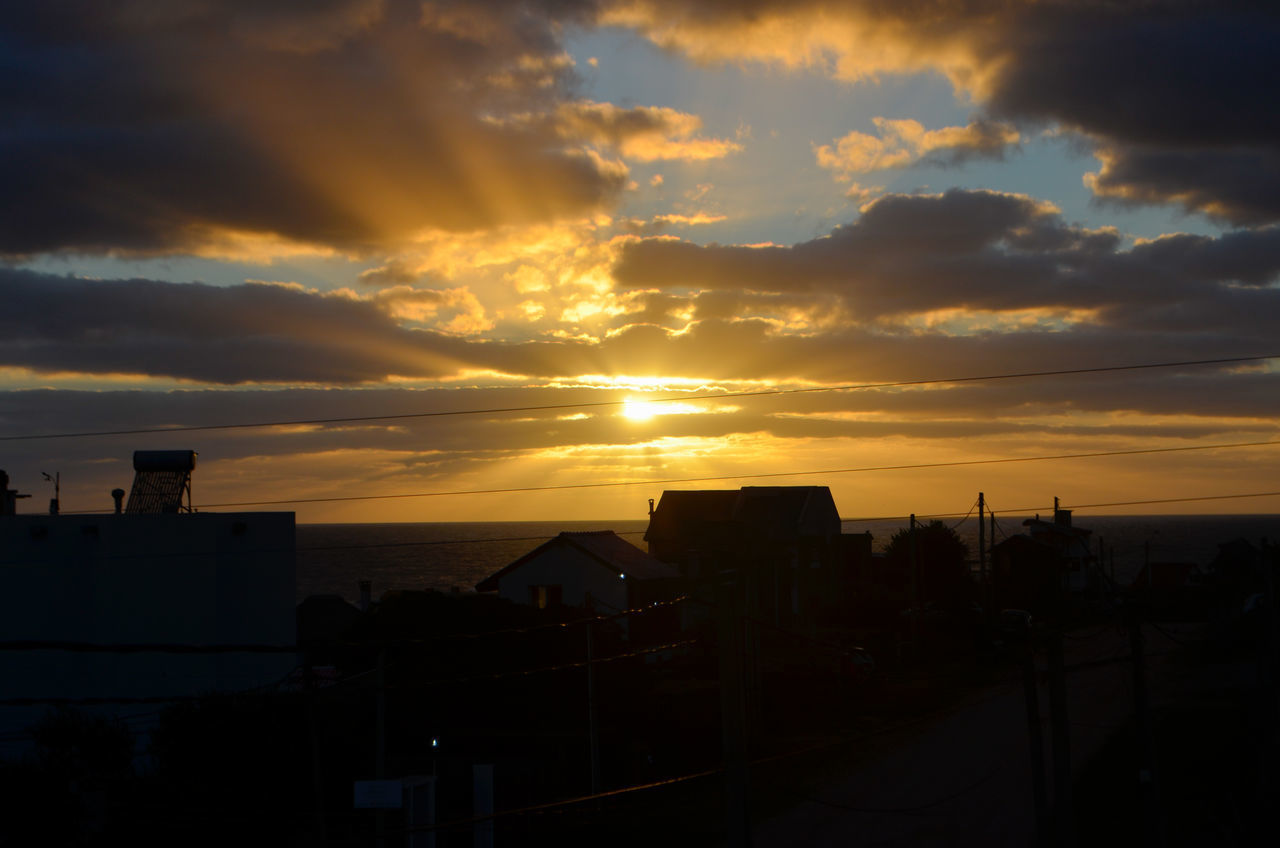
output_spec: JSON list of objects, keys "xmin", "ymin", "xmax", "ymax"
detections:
[{"xmin": 2, "ymin": 2, "xmax": 1279, "ymax": 522}]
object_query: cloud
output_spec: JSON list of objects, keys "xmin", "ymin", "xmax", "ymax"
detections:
[
  {"xmin": 357, "ymin": 260, "xmax": 430, "ymax": 287},
  {"xmin": 0, "ymin": 269, "xmax": 469, "ymax": 383},
  {"xmin": 369, "ymin": 286, "xmax": 494, "ymax": 333},
  {"xmin": 1085, "ymin": 145, "xmax": 1280, "ymax": 227},
  {"xmin": 600, "ymin": 1, "xmax": 1280, "ymax": 225},
  {"xmin": 5, "ymin": 191, "xmax": 1280, "ymax": 389},
  {"xmin": 816, "ymin": 117, "xmax": 1019, "ymax": 177},
  {"xmin": 612, "ymin": 188, "xmax": 1280, "ymax": 331},
  {"xmin": 615, "ymin": 212, "xmax": 728, "ymax": 236},
  {"xmin": 0, "ymin": 0, "xmax": 629, "ymax": 257},
  {"xmin": 542, "ymin": 100, "xmax": 743, "ymax": 162}
]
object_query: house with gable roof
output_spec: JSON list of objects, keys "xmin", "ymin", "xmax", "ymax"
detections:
[{"xmin": 475, "ymin": 530, "xmax": 682, "ymax": 616}]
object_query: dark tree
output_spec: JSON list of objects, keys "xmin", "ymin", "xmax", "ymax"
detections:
[{"xmin": 883, "ymin": 520, "xmax": 971, "ymax": 607}]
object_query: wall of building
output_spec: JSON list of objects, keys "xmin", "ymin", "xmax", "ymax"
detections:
[
  {"xmin": 0, "ymin": 512, "xmax": 296, "ymax": 733},
  {"xmin": 496, "ymin": 545, "xmax": 627, "ymax": 611}
]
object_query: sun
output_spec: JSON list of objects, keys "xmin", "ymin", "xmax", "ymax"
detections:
[{"xmin": 622, "ymin": 398, "xmax": 661, "ymax": 420}]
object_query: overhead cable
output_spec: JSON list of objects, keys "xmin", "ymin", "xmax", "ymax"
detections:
[
  {"xmin": 2, "ymin": 354, "xmax": 1273, "ymax": 442},
  {"xmin": 190, "ymin": 439, "xmax": 1280, "ymax": 508}
]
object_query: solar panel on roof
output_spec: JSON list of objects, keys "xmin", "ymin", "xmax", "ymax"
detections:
[{"xmin": 125, "ymin": 450, "xmax": 197, "ymax": 513}]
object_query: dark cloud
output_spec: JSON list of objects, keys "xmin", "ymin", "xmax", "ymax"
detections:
[
  {"xmin": 0, "ymin": 0, "xmax": 624, "ymax": 256},
  {"xmin": 609, "ymin": 0, "xmax": 1280, "ymax": 224},
  {"xmin": 0, "ymin": 269, "xmax": 469, "ymax": 382},
  {"xmin": 6, "ymin": 192, "xmax": 1280, "ymax": 385},
  {"xmin": 985, "ymin": 3, "xmax": 1280, "ymax": 223},
  {"xmin": 613, "ymin": 189, "xmax": 1280, "ymax": 327},
  {"xmin": 1086, "ymin": 146, "xmax": 1280, "ymax": 226}
]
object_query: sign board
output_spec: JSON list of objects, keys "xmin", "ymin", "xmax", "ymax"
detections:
[{"xmin": 354, "ymin": 779, "xmax": 404, "ymax": 809}]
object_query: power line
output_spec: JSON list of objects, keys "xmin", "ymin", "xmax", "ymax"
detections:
[
  {"xmin": 948, "ymin": 499, "xmax": 979, "ymax": 530},
  {"xmin": 9, "ymin": 490, "xmax": 1275, "ymax": 569},
  {"xmin": 2, "ymin": 354, "xmax": 1273, "ymax": 442},
  {"xmin": 0, "ymin": 597, "xmax": 691, "ymax": 653},
  {"xmin": 389, "ymin": 639, "xmax": 698, "ymax": 689},
  {"xmin": 1066, "ymin": 491, "xmax": 1280, "ymax": 511},
  {"xmin": 0, "ymin": 640, "xmax": 297, "ymax": 654},
  {"xmin": 0, "ymin": 639, "xmax": 700, "ymax": 707},
  {"xmin": 189, "ymin": 439, "xmax": 1280, "ymax": 508},
  {"xmin": 841, "ymin": 487, "xmax": 1280, "ymax": 523}
]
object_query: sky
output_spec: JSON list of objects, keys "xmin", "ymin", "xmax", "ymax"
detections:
[{"xmin": 2, "ymin": 0, "xmax": 1279, "ymax": 523}]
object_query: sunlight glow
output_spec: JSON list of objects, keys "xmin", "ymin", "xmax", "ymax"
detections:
[
  {"xmin": 623, "ymin": 398, "xmax": 662, "ymax": 420},
  {"xmin": 620, "ymin": 398, "xmax": 731, "ymax": 419}
]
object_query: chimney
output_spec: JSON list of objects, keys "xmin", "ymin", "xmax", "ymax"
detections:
[
  {"xmin": 1053, "ymin": 496, "xmax": 1071, "ymax": 527},
  {"xmin": 648, "ymin": 498, "xmax": 655, "ymax": 517},
  {"xmin": 111, "ymin": 488, "xmax": 126, "ymax": 514},
  {"xmin": 359, "ymin": 580, "xmax": 372, "ymax": 612}
]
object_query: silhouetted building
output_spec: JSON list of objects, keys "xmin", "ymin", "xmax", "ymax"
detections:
[
  {"xmin": 645, "ymin": 486, "xmax": 860, "ymax": 626},
  {"xmin": 991, "ymin": 533, "xmax": 1067, "ymax": 614},
  {"xmin": 0, "ymin": 460, "xmax": 296, "ymax": 737},
  {"xmin": 476, "ymin": 530, "xmax": 681, "ymax": 614},
  {"xmin": 991, "ymin": 507, "xmax": 1101, "ymax": 614}
]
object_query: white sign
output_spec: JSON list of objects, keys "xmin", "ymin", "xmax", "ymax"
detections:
[{"xmin": 354, "ymin": 779, "xmax": 403, "ymax": 809}]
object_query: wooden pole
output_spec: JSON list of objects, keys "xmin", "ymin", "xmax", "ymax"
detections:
[
  {"xmin": 304, "ymin": 655, "xmax": 329, "ymax": 847},
  {"xmin": 909, "ymin": 514, "xmax": 920, "ymax": 647},
  {"xmin": 718, "ymin": 580, "xmax": 751, "ymax": 847},
  {"xmin": 978, "ymin": 492, "xmax": 987, "ymax": 591},
  {"xmin": 376, "ymin": 648, "xmax": 387, "ymax": 848},
  {"xmin": 1022, "ymin": 647, "xmax": 1051, "ymax": 846},
  {"xmin": 1047, "ymin": 632, "xmax": 1075, "ymax": 847},
  {"xmin": 1129, "ymin": 613, "xmax": 1166, "ymax": 848},
  {"xmin": 587, "ymin": 621, "xmax": 601, "ymax": 796}
]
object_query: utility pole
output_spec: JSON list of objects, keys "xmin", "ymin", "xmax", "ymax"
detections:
[
  {"xmin": 587, "ymin": 620, "xmax": 601, "ymax": 796},
  {"xmin": 978, "ymin": 492, "xmax": 986, "ymax": 593},
  {"xmin": 909, "ymin": 514, "xmax": 920, "ymax": 648},
  {"xmin": 1047, "ymin": 629, "xmax": 1075, "ymax": 847},
  {"xmin": 1022, "ymin": 644, "xmax": 1050, "ymax": 846},
  {"xmin": 376, "ymin": 648, "xmax": 387, "ymax": 848},
  {"xmin": 717, "ymin": 579, "xmax": 751, "ymax": 848},
  {"xmin": 1128, "ymin": 609, "xmax": 1166, "ymax": 848},
  {"xmin": 304, "ymin": 654, "xmax": 329, "ymax": 847},
  {"xmin": 989, "ymin": 510, "xmax": 997, "ymax": 615}
]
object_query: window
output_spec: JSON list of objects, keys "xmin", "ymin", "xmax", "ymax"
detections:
[{"xmin": 529, "ymin": 584, "xmax": 563, "ymax": 609}]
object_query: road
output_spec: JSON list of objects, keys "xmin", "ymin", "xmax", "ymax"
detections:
[{"xmin": 752, "ymin": 622, "xmax": 1192, "ymax": 846}]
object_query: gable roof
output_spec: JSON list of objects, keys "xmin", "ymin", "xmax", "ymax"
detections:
[{"xmin": 476, "ymin": 530, "xmax": 679, "ymax": 592}]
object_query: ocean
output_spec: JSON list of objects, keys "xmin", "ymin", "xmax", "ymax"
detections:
[{"xmin": 296, "ymin": 514, "xmax": 1280, "ymax": 605}]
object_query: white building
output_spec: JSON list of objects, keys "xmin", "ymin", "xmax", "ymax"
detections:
[
  {"xmin": 0, "ymin": 455, "xmax": 296, "ymax": 737},
  {"xmin": 476, "ymin": 530, "xmax": 680, "ymax": 613}
]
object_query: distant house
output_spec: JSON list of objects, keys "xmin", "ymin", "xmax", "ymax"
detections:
[
  {"xmin": 991, "ymin": 534, "xmax": 1062, "ymax": 614},
  {"xmin": 1021, "ymin": 509, "xmax": 1097, "ymax": 593},
  {"xmin": 646, "ymin": 486, "xmax": 841, "ymax": 575},
  {"xmin": 644, "ymin": 486, "xmax": 860, "ymax": 626},
  {"xmin": 991, "ymin": 507, "xmax": 1101, "ymax": 613},
  {"xmin": 475, "ymin": 531, "xmax": 681, "ymax": 615}
]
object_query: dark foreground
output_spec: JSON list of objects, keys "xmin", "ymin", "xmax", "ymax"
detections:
[{"xmin": 2, "ymin": 585, "xmax": 1276, "ymax": 847}]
